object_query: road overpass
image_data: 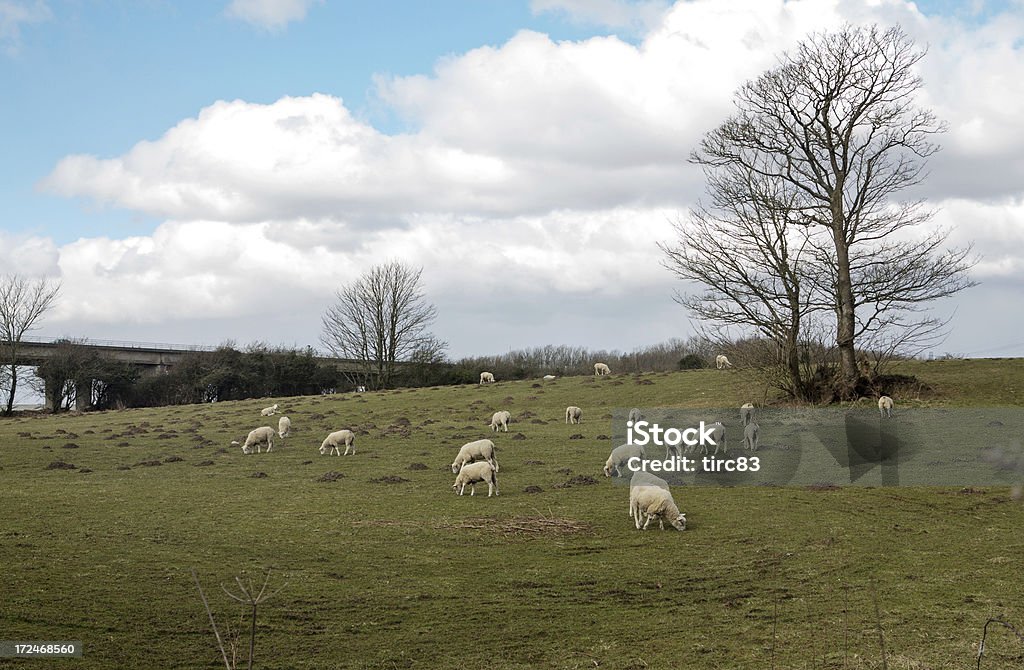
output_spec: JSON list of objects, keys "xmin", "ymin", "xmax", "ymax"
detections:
[{"xmin": 3, "ymin": 337, "xmax": 403, "ymax": 410}]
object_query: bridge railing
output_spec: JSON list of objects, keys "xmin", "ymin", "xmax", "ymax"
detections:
[{"xmin": 16, "ymin": 335, "xmax": 222, "ymax": 353}]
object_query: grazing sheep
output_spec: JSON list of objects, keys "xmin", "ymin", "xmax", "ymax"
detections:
[
  {"xmin": 490, "ymin": 410, "xmax": 512, "ymax": 432},
  {"xmin": 740, "ymin": 403, "xmax": 755, "ymax": 426},
  {"xmin": 630, "ymin": 486, "xmax": 686, "ymax": 531},
  {"xmin": 594, "ymin": 362, "xmax": 611, "ymax": 376},
  {"xmin": 565, "ymin": 406, "xmax": 582, "ymax": 425},
  {"xmin": 278, "ymin": 416, "xmax": 291, "ymax": 439},
  {"xmin": 451, "ymin": 439, "xmax": 499, "ymax": 474},
  {"xmin": 604, "ymin": 443, "xmax": 647, "ymax": 478},
  {"xmin": 629, "ymin": 470, "xmax": 670, "ymax": 491},
  {"xmin": 688, "ymin": 422, "xmax": 726, "ymax": 456},
  {"xmin": 743, "ymin": 422, "xmax": 760, "ymax": 452},
  {"xmin": 878, "ymin": 395, "xmax": 894, "ymax": 419},
  {"xmin": 452, "ymin": 461, "xmax": 499, "ymax": 497},
  {"xmin": 543, "ymin": 374, "xmax": 556, "ymax": 381},
  {"xmin": 320, "ymin": 429, "xmax": 355, "ymax": 456},
  {"xmin": 716, "ymin": 355, "xmax": 733, "ymax": 370},
  {"xmin": 479, "ymin": 371, "xmax": 495, "ymax": 385},
  {"xmin": 232, "ymin": 426, "xmax": 275, "ymax": 454},
  {"xmin": 260, "ymin": 403, "xmax": 280, "ymax": 416}
]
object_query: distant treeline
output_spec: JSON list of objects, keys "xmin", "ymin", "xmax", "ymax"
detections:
[
  {"xmin": 33, "ymin": 337, "xmax": 718, "ymax": 412},
  {"xmin": 450, "ymin": 338, "xmax": 716, "ymax": 382}
]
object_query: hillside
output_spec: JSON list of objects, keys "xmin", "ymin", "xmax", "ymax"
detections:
[{"xmin": 1, "ymin": 359, "xmax": 1022, "ymax": 669}]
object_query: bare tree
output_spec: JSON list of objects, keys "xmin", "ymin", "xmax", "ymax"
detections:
[
  {"xmin": 660, "ymin": 165, "xmax": 822, "ymax": 398},
  {"xmin": 0, "ymin": 274, "xmax": 61, "ymax": 414},
  {"xmin": 320, "ymin": 262, "xmax": 444, "ymax": 390},
  {"xmin": 691, "ymin": 24, "xmax": 975, "ymax": 395}
]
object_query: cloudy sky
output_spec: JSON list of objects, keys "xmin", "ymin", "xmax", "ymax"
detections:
[{"xmin": 2, "ymin": 0, "xmax": 1023, "ymax": 368}]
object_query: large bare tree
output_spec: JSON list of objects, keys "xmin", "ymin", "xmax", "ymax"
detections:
[
  {"xmin": 691, "ymin": 24, "xmax": 975, "ymax": 394},
  {"xmin": 0, "ymin": 274, "xmax": 61, "ymax": 414},
  {"xmin": 320, "ymin": 262, "xmax": 444, "ymax": 389}
]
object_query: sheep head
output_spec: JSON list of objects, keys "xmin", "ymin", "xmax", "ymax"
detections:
[{"xmin": 671, "ymin": 513, "xmax": 687, "ymax": 531}]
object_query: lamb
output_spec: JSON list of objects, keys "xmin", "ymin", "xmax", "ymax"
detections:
[
  {"xmin": 479, "ymin": 371, "xmax": 495, "ymax": 385},
  {"xmin": 490, "ymin": 410, "xmax": 512, "ymax": 432},
  {"xmin": 543, "ymin": 374, "xmax": 556, "ymax": 381},
  {"xmin": 278, "ymin": 416, "xmax": 291, "ymax": 439},
  {"xmin": 594, "ymin": 362, "xmax": 611, "ymax": 376},
  {"xmin": 604, "ymin": 442, "xmax": 647, "ymax": 478},
  {"xmin": 688, "ymin": 422, "xmax": 726, "ymax": 455},
  {"xmin": 740, "ymin": 403, "xmax": 755, "ymax": 426},
  {"xmin": 715, "ymin": 355, "xmax": 733, "ymax": 370},
  {"xmin": 320, "ymin": 429, "xmax": 355, "ymax": 456},
  {"xmin": 743, "ymin": 422, "xmax": 760, "ymax": 452},
  {"xmin": 452, "ymin": 461, "xmax": 499, "ymax": 497},
  {"xmin": 630, "ymin": 486, "xmax": 686, "ymax": 531},
  {"xmin": 878, "ymin": 395, "xmax": 894, "ymax": 419},
  {"xmin": 260, "ymin": 403, "xmax": 280, "ymax": 416},
  {"xmin": 232, "ymin": 426, "xmax": 275, "ymax": 454},
  {"xmin": 451, "ymin": 439, "xmax": 499, "ymax": 474},
  {"xmin": 565, "ymin": 406, "xmax": 582, "ymax": 425}
]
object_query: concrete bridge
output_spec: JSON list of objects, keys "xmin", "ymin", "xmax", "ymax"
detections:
[{"xmin": 5, "ymin": 337, "xmax": 399, "ymax": 409}]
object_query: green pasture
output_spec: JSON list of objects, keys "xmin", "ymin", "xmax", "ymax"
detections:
[{"xmin": 1, "ymin": 359, "xmax": 1023, "ymax": 668}]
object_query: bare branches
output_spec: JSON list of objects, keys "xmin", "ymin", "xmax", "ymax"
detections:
[
  {"xmin": 0, "ymin": 274, "xmax": 60, "ymax": 414},
  {"xmin": 320, "ymin": 262, "xmax": 445, "ymax": 390},
  {"xmin": 678, "ymin": 23, "xmax": 974, "ymax": 394},
  {"xmin": 192, "ymin": 568, "xmax": 288, "ymax": 670}
]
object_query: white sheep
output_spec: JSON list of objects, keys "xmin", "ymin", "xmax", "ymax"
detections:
[
  {"xmin": 260, "ymin": 403, "xmax": 280, "ymax": 416},
  {"xmin": 232, "ymin": 426, "xmax": 275, "ymax": 454},
  {"xmin": 630, "ymin": 486, "xmax": 686, "ymax": 531},
  {"xmin": 278, "ymin": 416, "xmax": 291, "ymax": 439},
  {"xmin": 565, "ymin": 406, "xmax": 582, "ymax": 425},
  {"xmin": 716, "ymin": 355, "xmax": 733, "ymax": 369},
  {"xmin": 628, "ymin": 408, "xmax": 642, "ymax": 424},
  {"xmin": 743, "ymin": 422, "xmax": 760, "ymax": 452},
  {"xmin": 740, "ymin": 403, "xmax": 754, "ymax": 426},
  {"xmin": 604, "ymin": 443, "xmax": 647, "ymax": 478},
  {"xmin": 687, "ymin": 422, "xmax": 726, "ymax": 456},
  {"xmin": 543, "ymin": 374, "xmax": 557, "ymax": 381},
  {"xmin": 320, "ymin": 429, "xmax": 355, "ymax": 456},
  {"xmin": 479, "ymin": 371, "xmax": 495, "ymax": 385},
  {"xmin": 878, "ymin": 395, "xmax": 894, "ymax": 419},
  {"xmin": 490, "ymin": 410, "xmax": 511, "ymax": 432},
  {"xmin": 594, "ymin": 362, "xmax": 611, "ymax": 376},
  {"xmin": 452, "ymin": 461, "xmax": 499, "ymax": 497},
  {"xmin": 451, "ymin": 439, "xmax": 499, "ymax": 474}
]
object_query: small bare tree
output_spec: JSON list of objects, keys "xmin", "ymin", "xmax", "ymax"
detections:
[
  {"xmin": 0, "ymin": 274, "xmax": 60, "ymax": 414},
  {"xmin": 692, "ymin": 24, "xmax": 975, "ymax": 396},
  {"xmin": 320, "ymin": 262, "xmax": 444, "ymax": 390},
  {"xmin": 191, "ymin": 568, "xmax": 287, "ymax": 670}
]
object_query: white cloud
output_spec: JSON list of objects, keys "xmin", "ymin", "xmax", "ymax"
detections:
[
  {"xmin": 34, "ymin": 0, "xmax": 1024, "ymax": 354},
  {"xmin": 0, "ymin": 231, "xmax": 59, "ymax": 276},
  {"xmin": 0, "ymin": 0, "xmax": 50, "ymax": 54},
  {"xmin": 224, "ymin": 0, "xmax": 320, "ymax": 30}
]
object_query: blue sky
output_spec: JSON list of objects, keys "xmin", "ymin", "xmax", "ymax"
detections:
[
  {"xmin": 2, "ymin": 1, "xmax": 608, "ymax": 244},
  {"xmin": 2, "ymin": 0, "xmax": 1024, "ymax": 368}
]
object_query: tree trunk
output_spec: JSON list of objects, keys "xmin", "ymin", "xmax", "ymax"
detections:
[
  {"xmin": 832, "ymin": 225, "xmax": 859, "ymax": 392},
  {"xmin": 3, "ymin": 363, "xmax": 15, "ymax": 415}
]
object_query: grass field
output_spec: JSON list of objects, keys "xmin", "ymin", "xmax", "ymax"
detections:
[{"xmin": 1, "ymin": 359, "xmax": 1023, "ymax": 669}]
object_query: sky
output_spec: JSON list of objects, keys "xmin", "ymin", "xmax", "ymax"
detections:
[{"xmin": 2, "ymin": 0, "xmax": 1024, "ymax": 374}]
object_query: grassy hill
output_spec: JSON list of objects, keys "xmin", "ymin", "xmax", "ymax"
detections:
[{"xmin": 1, "ymin": 359, "xmax": 1022, "ymax": 669}]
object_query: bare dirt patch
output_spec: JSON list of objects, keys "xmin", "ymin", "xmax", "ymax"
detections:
[
  {"xmin": 554, "ymin": 475, "xmax": 599, "ymax": 488},
  {"xmin": 316, "ymin": 471, "xmax": 346, "ymax": 482},
  {"xmin": 370, "ymin": 475, "xmax": 411, "ymax": 484},
  {"xmin": 434, "ymin": 515, "xmax": 590, "ymax": 537},
  {"xmin": 46, "ymin": 460, "xmax": 76, "ymax": 470}
]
